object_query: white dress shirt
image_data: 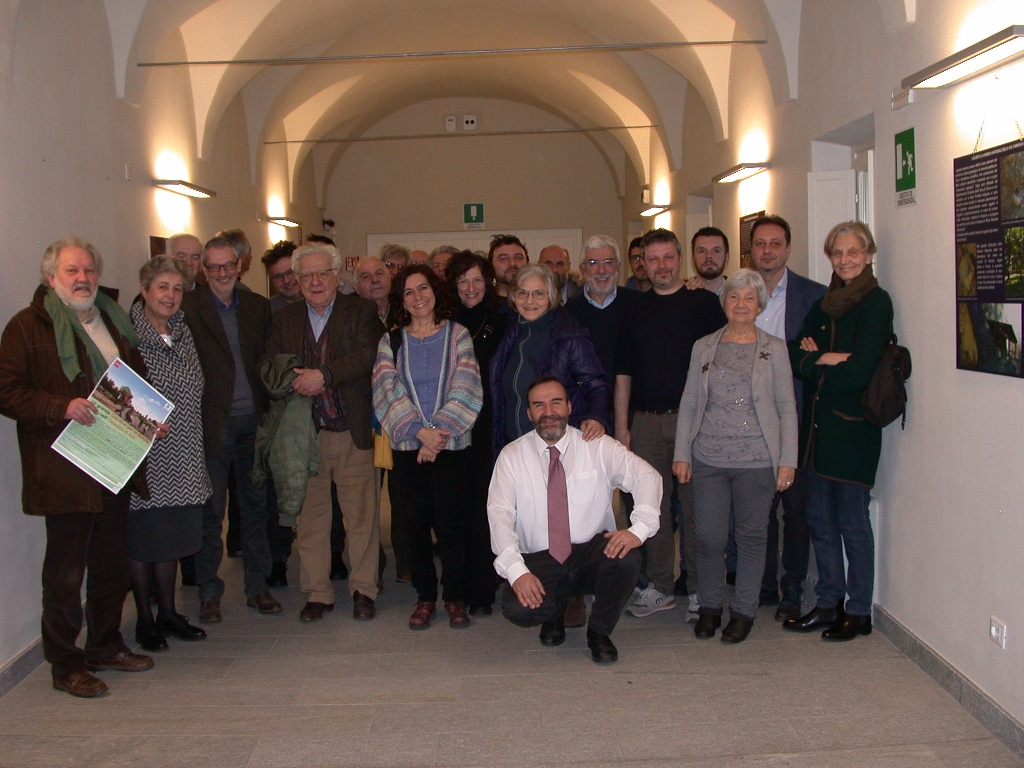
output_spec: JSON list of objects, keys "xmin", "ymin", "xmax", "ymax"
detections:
[
  {"xmin": 487, "ymin": 426, "xmax": 662, "ymax": 584},
  {"xmin": 755, "ymin": 267, "xmax": 788, "ymax": 340}
]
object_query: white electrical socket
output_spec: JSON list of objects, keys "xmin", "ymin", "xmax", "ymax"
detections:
[
  {"xmin": 445, "ymin": 115, "xmax": 457, "ymax": 132},
  {"xmin": 990, "ymin": 616, "xmax": 1007, "ymax": 649},
  {"xmin": 462, "ymin": 114, "xmax": 477, "ymax": 131}
]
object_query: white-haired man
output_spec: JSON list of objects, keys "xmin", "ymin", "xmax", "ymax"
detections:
[
  {"xmin": 0, "ymin": 237, "xmax": 155, "ymax": 697},
  {"xmin": 262, "ymin": 242, "xmax": 385, "ymax": 622},
  {"xmin": 166, "ymin": 232, "xmax": 203, "ymax": 286}
]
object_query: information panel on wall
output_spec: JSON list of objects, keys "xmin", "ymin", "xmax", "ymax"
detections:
[{"xmin": 955, "ymin": 138, "xmax": 1024, "ymax": 377}]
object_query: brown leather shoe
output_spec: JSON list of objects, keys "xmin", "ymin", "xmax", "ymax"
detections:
[
  {"xmin": 408, "ymin": 601, "xmax": 436, "ymax": 630},
  {"xmin": 445, "ymin": 600, "xmax": 471, "ymax": 628},
  {"xmin": 247, "ymin": 591, "xmax": 283, "ymax": 614},
  {"xmin": 87, "ymin": 649, "xmax": 154, "ymax": 672},
  {"xmin": 564, "ymin": 594, "xmax": 587, "ymax": 628},
  {"xmin": 53, "ymin": 670, "xmax": 108, "ymax": 698},
  {"xmin": 299, "ymin": 602, "xmax": 334, "ymax": 622},
  {"xmin": 352, "ymin": 591, "xmax": 376, "ymax": 621},
  {"xmin": 199, "ymin": 600, "xmax": 222, "ymax": 623}
]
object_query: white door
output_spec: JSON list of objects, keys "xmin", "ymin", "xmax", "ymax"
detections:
[
  {"xmin": 367, "ymin": 228, "xmax": 584, "ymax": 269},
  {"xmin": 807, "ymin": 169, "xmax": 856, "ymax": 285}
]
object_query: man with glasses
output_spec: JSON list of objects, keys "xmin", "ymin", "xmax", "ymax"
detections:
[
  {"xmin": 624, "ymin": 237, "xmax": 651, "ymax": 292},
  {"xmin": 263, "ymin": 242, "xmax": 385, "ymax": 622},
  {"xmin": 183, "ymin": 236, "xmax": 280, "ymax": 622},
  {"xmin": 379, "ymin": 243, "xmax": 411, "ymax": 280}
]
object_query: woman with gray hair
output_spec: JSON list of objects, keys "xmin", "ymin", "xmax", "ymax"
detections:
[
  {"xmin": 672, "ymin": 268, "xmax": 798, "ymax": 643},
  {"xmin": 129, "ymin": 255, "xmax": 211, "ymax": 652},
  {"xmin": 489, "ymin": 263, "xmax": 611, "ymax": 458}
]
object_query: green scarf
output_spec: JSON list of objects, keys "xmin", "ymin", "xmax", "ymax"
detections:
[
  {"xmin": 44, "ymin": 287, "xmax": 140, "ymax": 383},
  {"xmin": 820, "ymin": 264, "xmax": 879, "ymax": 318}
]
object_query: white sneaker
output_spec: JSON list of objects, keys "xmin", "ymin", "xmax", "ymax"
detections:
[
  {"xmin": 626, "ymin": 586, "xmax": 676, "ymax": 617},
  {"xmin": 685, "ymin": 593, "xmax": 700, "ymax": 623}
]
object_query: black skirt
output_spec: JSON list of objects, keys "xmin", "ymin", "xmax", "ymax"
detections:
[{"xmin": 126, "ymin": 504, "xmax": 203, "ymax": 562}]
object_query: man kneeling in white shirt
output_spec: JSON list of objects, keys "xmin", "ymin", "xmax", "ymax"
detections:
[{"xmin": 487, "ymin": 376, "xmax": 662, "ymax": 663}]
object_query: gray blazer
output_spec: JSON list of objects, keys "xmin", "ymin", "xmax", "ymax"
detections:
[{"xmin": 673, "ymin": 326, "xmax": 798, "ymax": 471}]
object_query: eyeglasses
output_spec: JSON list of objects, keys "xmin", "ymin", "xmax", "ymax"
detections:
[
  {"xmin": 206, "ymin": 261, "xmax": 238, "ymax": 274},
  {"xmin": 628, "ymin": 253, "xmax": 643, "ymax": 263},
  {"xmin": 585, "ymin": 259, "xmax": 619, "ymax": 269},
  {"xmin": 270, "ymin": 269, "xmax": 295, "ymax": 283},
  {"xmin": 298, "ymin": 268, "xmax": 339, "ymax": 283},
  {"xmin": 384, "ymin": 260, "xmax": 406, "ymax": 270},
  {"xmin": 514, "ymin": 289, "xmax": 549, "ymax": 301}
]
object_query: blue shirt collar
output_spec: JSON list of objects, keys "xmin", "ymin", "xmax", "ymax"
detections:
[{"xmin": 584, "ymin": 284, "xmax": 617, "ymax": 308}]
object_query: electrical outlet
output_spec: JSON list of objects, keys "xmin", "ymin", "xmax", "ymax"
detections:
[
  {"xmin": 445, "ymin": 115, "xmax": 457, "ymax": 132},
  {"xmin": 462, "ymin": 114, "xmax": 477, "ymax": 131},
  {"xmin": 990, "ymin": 616, "xmax": 1007, "ymax": 649}
]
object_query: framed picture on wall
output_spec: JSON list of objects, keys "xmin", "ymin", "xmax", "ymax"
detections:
[
  {"xmin": 738, "ymin": 211, "xmax": 764, "ymax": 269},
  {"xmin": 149, "ymin": 236, "xmax": 167, "ymax": 259}
]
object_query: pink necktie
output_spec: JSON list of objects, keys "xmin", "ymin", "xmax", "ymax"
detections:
[{"xmin": 547, "ymin": 446, "xmax": 571, "ymax": 564}]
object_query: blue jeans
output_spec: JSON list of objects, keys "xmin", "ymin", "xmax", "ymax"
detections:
[
  {"xmin": 805, "ymin": 465, "xmax": 874, "ymax": 616},
  {"xmin": 196, "ymin": 413, "xmax": 271, "ymax": 600}
]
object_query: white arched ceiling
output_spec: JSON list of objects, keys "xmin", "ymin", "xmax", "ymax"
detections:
[
  {"xmin": 878, "ymin": 0, "xmax": 916, "ymax": 33},
  {"xmin": 569, "ymin": 71, "xmax": 652, "ymax": 183}
]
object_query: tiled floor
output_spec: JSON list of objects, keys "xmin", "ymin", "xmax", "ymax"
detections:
[{"xmin": 1, "ymin": 555, "xmax": 1021, "ymax": 767}]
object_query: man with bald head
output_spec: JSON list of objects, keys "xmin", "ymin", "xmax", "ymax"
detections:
[
  {"xmin": 540, "ymin": 244, "xmax": 581, "ymax": 303},
  {"xmin": 167, "ymin": 232, "xmax": 203, "ymax": 287},
  {"xmin": 410, "ymin": 250, "xmax": 429, "ymax": 265}
]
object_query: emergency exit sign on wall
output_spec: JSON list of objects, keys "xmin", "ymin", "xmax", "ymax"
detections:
[
  {"xmin": 895, "ymin": 127, "xmax": 916, "ymax": 207},
  {"xmin": 464, "ymin": 203, "xmax": 484, "ymax": 229}
]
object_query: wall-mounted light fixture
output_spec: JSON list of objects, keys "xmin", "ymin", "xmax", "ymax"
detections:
[
  {"xmin": 713, "ymin": 162, "xmax": 771, "ymax": 184},
  {"xmin": 639, "ymin": 205, "xmax": 668, "ymax": 217},
  {"xmin": 267, "ymin": 217, "xmax": 302, "ymax": 228},
  {"xmin": 152, "ymin": 179, "xmax": 216, "ymax": 198},
  {"xmin": 903, "ymin": 25, "xmax": 1024, "ymax": 89}
]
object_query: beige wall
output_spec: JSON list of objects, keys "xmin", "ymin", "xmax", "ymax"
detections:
[{"xmin": 323, "ymin": 97, "xmax": 624, "ymax": 269}]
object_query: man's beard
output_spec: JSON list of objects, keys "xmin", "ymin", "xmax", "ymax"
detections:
[
  {"xmin": 697, "ymin": 263, "xmax": 724, "ymax": 280},
  {"xmin": 535, "ymin": 414, "xmax": 568, "ymax": 442},
  {"xmin": 54, "ymin": 281, "xmax": 96, "ymax": 312}
]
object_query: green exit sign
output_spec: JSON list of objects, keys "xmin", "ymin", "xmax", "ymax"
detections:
[
  {"xmin": 464, "ymin": 202, "xmax": 484, "ymax": 229},
  {"xmin": 895, "ymin": 128, "xmax": 916, "ymax": 207}
]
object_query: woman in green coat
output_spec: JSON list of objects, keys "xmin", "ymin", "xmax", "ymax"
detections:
[{"xmin": 783, "ymin": 221, "xmax": 893, "ymax": 642}]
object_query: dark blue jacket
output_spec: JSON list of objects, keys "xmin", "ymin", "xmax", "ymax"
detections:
[
  {"xmin": 784, "ymin": 269, "xmax": 828, "ymax": 418},
  {"xmin": 489, "ymin": 307, "xmax": 611, "ymax": 459}
]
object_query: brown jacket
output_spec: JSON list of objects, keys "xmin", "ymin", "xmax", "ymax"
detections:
[
  {"xmin": 0, "ymin": 285, "xmax": 147, "ymax": 515},
  {"xmin": 182, "ymin": 284, "xmax": 271, "ymax": 457},
  {"xmin": 263, "ymin": 294, "xmax": 383, "ymax": 450}
]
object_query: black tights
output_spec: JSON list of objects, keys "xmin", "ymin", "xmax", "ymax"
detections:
[{"xmin": 130, "ymin": 560, "xmax": 179, "ymax": 626}]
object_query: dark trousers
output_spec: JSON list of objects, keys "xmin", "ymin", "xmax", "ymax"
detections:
[
  {"xmin": 385, "ymin": 470, "xmax": 411, "ymax": 575},
  {"xmin": 42, "ymin": 492, "xmax": 131, "ymax": 678},
  {"xmin": 393, "ymin": 448, "xmax": 470, "ymax": 603},
  {"xmin": 196, "ymin": 413, "xmax": 271, "ymax": 600},
  {"xmin": 463, "ymin": 439, "xmax": 496, "ymax": 607},
  {"xmin": 265, "ymin": 479, "xmax": 295, "ymax": 562},
  {"xmin": 762, "ymin": 468, "xmax": 810, "ymax": 603},
  {"xmin": 502, "ymin": 534, "xmax": 641, "ymax": 637}
]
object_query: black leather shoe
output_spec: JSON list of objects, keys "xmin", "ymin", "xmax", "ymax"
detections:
[
  {"xmin": 775, "ymin": 602, "xmax": 801, "ymax": 622},
  {"xmin": 155, "ymin": 614, "xmax": 207, "ymax": 641},
  {"xmin": 468, "ymin": 604, "xmax": 492, "ymax": 616},
  {"xmin": 587, "ymin": 628, "xmax": 618, "ymax": 663},
  {"xmin": 822, "ymin": 614, "xmax": 872, "ymax": 641},
  {"xmin": 330, "ymin": 551, "xmax": 349, "ymax": 580},
  {"xmin": 694, "ymin": 613, "xmax": 722, "ymax": 639},
  {"xmin": 720, "ymin": 616, "xmax": 754, "ymax": 644},
  {"xmin": 782, "ymin": 605, "xmax": 843, "ymax": 633},
  {"xmin": 266, "ymin": 560, "xmax": 288, "ymax": 587},
  {"xmin": 539, "ymin": 614, "xmax": 565, "ymax": 646},
  {"xmin": 135, "ymin": 623, "xmax": 168, "ymax": 653}
]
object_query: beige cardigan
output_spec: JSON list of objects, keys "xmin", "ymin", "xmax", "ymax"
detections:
[{"xmin": 673, "ymin": 325, "xmax": 798, "ymax": 471}]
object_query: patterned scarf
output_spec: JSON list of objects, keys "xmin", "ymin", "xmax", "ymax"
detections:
[
  {"xmin": 303, "ymin": 319, "xmax": 349, "ymax": 432},
  {"xmin": 820, "ymin": 264, "xmax": 879, "ymax": 319}
]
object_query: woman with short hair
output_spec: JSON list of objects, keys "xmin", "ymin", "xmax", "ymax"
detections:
[{"xmin": 129, "ymin": 255, "xmax": 211, "ymax": 651}]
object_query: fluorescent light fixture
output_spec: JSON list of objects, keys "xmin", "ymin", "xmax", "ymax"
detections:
[
  {"xmin": 152, "ymin": 179, "xmax": 216, "ymax": 198},
  {"xmin": 903, "ymin": 25, "xmax": 1024, "ymax": 89},
  {"xmin": 639, "ymin": 205, "xmax": 668, "ymax": 217},
  {"xmin": 713, "ymin": 162, "xmax": 771, "ymax": 184},
  {"xmin": 267, "ymin": 217, "xmax": 302, "ymax": 228}
]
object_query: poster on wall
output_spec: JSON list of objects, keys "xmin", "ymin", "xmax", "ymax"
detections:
[
  {"xmin": 738, "ymin": 211, "xmax": 765, "ymax": 269},
  {"xmin": 954, "ymin": 138, "xmax": 1024, "ymax": 377}
]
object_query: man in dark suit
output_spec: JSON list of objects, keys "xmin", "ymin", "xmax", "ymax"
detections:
[
  {"xmin": 540, "ymin": 244, "xmax": 582, "ymax": 303},
  {"xmin": 183, "ymin": 236, "xmax": 280, "ymax": 623},
  {"xmin": 749, "ymin": 215, "xmax": 827, "ymax": 621},
  {"xmin": 263, "ymin": 242, "xmax": 384, "ymax": 622}
]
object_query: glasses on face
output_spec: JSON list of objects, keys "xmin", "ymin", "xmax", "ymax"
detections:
[
  {"xmin": 298, "ymin": 268, "xmax": 339, "ymax": 284},
  {"xmin": 384, "ymin": 260, "xmax": 406, "ymax": 270},
  {"xmin": 514, "ymin": 289, "xmax": 548, "ymax": 302},
  {"xmin": 206, "ymin": 261, "xmax": 238, "ymax": 274},
  {"xmin": 270, "ymin": 269, "xmax": 295, "ymax": 284},
  {"xmin": 628, "ymin": 253, "xmax": 643, "ymax": 263},
  {"xmin": 585, "ymin": 259, "xmax": 618, "ymax": 269}
]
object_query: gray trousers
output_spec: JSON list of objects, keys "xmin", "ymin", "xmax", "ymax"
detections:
[
  {"xmin": 691, "ymin": 458, "xmax": 776, "ymax": 621},
  {"xmin": 631, "ymin": 411, "xmax": 695, "ymax": 595}
]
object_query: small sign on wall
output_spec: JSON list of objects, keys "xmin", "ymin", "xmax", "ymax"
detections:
[
  {"xmin": 738, "ymin": 210, "xmax": 765, "ymax": 269},
  {"xmin": 464, "ymin": 203, "xmax": 484, "ymax": 229},
  {"xmin": 896, "ymin": 127, "xmax": 916, "ymax": 207},
  {"xmin": 345, "ymin": 256, "xmax": 358, "ymax": 272}
]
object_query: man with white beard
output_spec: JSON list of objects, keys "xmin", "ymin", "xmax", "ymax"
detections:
[{"xmin": 0, "ymin": 237, "xmax": 156, "ymax": 698}]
